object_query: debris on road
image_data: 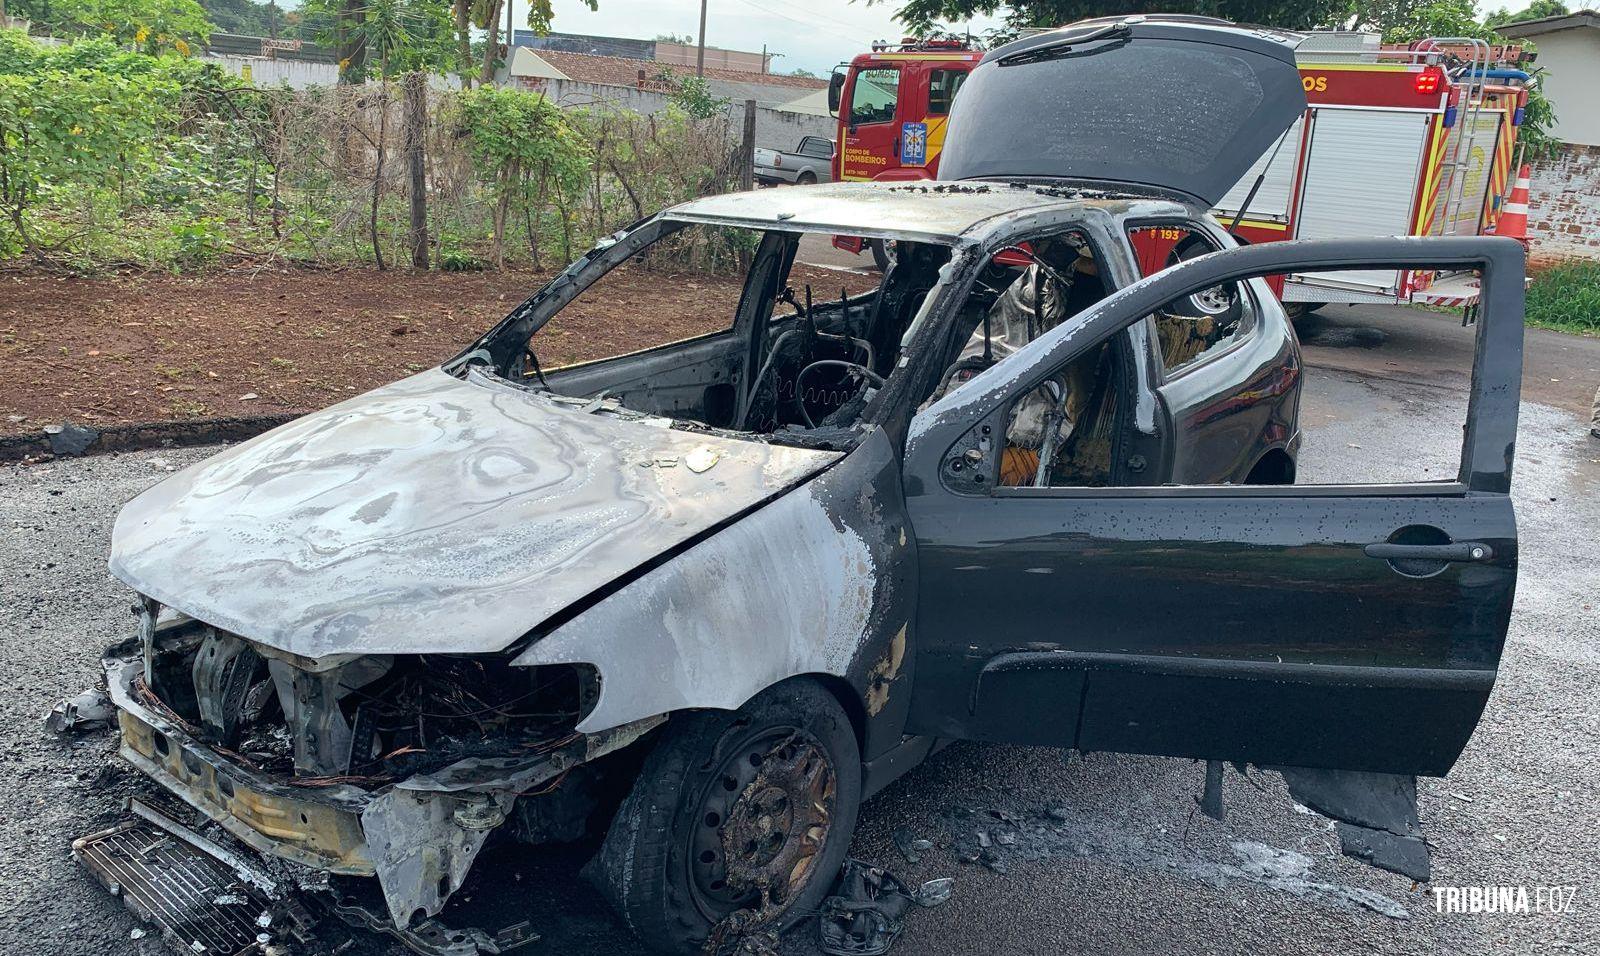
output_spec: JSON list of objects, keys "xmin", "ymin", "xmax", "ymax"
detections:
[
  {"xmin": 817, "ymin": 859, "xmax": 953, "ymax": 956},
  {"xmin": 891, "ymin": 827, "xmax": 933, "ymax": 864},
  {"xmin": 43, "ymin": 422, "xmax": 98, "ymax": 456},
  {"xmin": 43, "ymin": 688, "xmax": 114, "ymax": 735}
]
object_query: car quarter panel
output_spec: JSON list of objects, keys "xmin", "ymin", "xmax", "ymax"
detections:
[
  {"xmin": 1159, "ymin": 278, "xmax": 1301, "ymax": 484},
  {"xmin": 514, "ymin": 426, "xmax": 919, "ymax": 761}
]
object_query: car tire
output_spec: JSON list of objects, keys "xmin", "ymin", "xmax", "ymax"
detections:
[
  {"xmin": 590, "ymin": 680, "xmax": 861, "ymax": 955},
  {"xmin": 870, "ymin": 239, "xmax": 892, "ymax": 272},
  {"xmin": 796, "ymin": 171, "xmax": 817, "ymax": 186}
]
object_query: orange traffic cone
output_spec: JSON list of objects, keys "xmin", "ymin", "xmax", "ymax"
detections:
[{"xmin": 1494, "ymin": 164, "xmax": 1531, "ymax": 244}]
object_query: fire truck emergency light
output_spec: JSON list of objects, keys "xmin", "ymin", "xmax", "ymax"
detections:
[{"xmin": 1415, "ymin": 68, "xmax": 1444, "ymax": 95}]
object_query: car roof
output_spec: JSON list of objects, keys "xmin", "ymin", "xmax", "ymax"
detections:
[{"xmin": 664, "ymin": 181, "xmax": 1192, "ymax": 245}]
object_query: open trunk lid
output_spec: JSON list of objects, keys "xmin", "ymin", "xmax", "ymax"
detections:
[{"xmin": 938, "ymin": 17, "xmax": 1307, "ymax": 205}]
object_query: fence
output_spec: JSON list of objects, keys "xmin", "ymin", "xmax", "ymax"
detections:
[
  {"xmin": 2, "ymin": 62, "xmax": 742, "ymax": 274},
  {"xmin": 519, "ymin": 78, "xmax": 834, "ymax": 152}
]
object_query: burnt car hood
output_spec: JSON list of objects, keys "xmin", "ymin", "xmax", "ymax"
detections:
[
  {"xmin": 109, "ymin": 368, "xmax": 840, "ymax": 660},
  {"xmin": 937, "ymin": 18, "xmax": 1307, "ymax": 205}
]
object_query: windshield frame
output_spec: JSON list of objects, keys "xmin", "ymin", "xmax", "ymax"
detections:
[{"xmin": 447, "ymin": 213, "xmax": 962, "ymax": 379}]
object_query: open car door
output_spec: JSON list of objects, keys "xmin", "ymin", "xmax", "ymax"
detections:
[{"xmin": 901, "ymin": 236, "xmax": 1523, "ymax": 781}]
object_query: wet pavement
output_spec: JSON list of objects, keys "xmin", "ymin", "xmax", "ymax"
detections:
[{"xmin": 1, "ymin": 305, "xmax": 1597, "ymax": 955}]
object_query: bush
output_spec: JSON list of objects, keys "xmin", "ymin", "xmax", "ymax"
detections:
[
  {"xmin": 1525, "ymin": 262, "xmax": 1600, "ymax": 334},
  {"xmin": 0, "ymin": 32, "xmax": 741, "ymax": 274}
]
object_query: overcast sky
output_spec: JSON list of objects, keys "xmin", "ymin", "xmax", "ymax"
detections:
[
  {"xmin": 502, "ymin": 0, "xmax": 1543, "ymax": 76},
  {"xmin": 516, "ymin": 0, "xmax": 1009, "ymax": 74}
]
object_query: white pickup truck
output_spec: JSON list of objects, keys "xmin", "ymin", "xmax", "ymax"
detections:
[{"xmin": 754, "ymin": 135, "xmax": 834, "ymax": 185}]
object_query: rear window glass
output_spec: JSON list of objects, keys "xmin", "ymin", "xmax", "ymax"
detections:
[
  {"xmin": 849, "ymin": 68, "xmax": 900, "ymax": 125},
  {"xmin": 939, "ymin": 37, "xmax": 1301, "ymax": 198}
]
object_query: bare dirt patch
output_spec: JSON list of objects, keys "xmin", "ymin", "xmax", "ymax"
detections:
[{"xmin": 0, "ymin": 262, "xmax": 874, "ymax": 435}]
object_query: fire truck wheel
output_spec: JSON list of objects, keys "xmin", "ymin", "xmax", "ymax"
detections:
[
  {"xmin": 1283, "ymin": 302, "xmax": 1326, "ymax": 322},
  {"xmin": 870, "ymin": 239, "xmax": 893, "ymax": 272}
]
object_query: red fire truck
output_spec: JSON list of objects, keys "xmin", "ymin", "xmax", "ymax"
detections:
[
  {"xmin": 827, "ymin": 31, "xmax": 1532, "ymax": 313},
  {"xmin": 826, "ymin": 38, "xmax": 983, "ymax": 267}
]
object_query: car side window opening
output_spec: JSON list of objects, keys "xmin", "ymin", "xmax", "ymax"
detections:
[
  {"xmin": 979, "ymin": 253, "xmax": 1476, "ymax": 491},
  {"xmin": 928, "ymin": 231, "xmax": 1118, "ymax": 487},
  {"xmin": 927, "ymin": 69, "xmax": 967, "ymax": 115},
  {"xmin": 1128, "ymin": 224, "xmax": 1256, "ymax": 374},
  {"xmin": 849, "ymin": 68, "xmax": 901, "ymax": 125}
]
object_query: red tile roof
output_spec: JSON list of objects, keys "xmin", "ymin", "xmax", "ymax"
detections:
[{"xmin": 532, "ymin": 49, "xmax": 828, "ymax": 92}]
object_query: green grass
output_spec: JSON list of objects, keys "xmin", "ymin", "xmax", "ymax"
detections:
[{"xmin": 1526, "ymin": 262, "xmax": 1600, "ymax": 335}]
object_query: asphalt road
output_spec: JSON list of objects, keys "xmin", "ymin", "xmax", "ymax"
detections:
[{"xmin": 1, "ymin": 305, "xmax": 1597, "ymax": 956}]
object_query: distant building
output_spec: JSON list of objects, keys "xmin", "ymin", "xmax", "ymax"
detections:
[
  {"xmin": 1497, "ymin": 10, "xmax": 1600, "ymax": 263},
  {"xmin": 503, "ymin": 47, "xmax": 834, "ymax": 152},
  {"xmin": 204, "ymin": 32, "xmax": 337, "ymax": 65},
  {"xmin": 1498, "ymin": 10, "xmax": 1600, "ymax": 147},
  {"xmin": 509, "ymin": 30, "xmax": 776, "ymax": 75},
  {"xmin": 508, "ymin": 48, "xmax": 824, "ymax": 111},
  {"xmin": 200, "ymin": 32, "xmax": 339, "ymax": 88}
]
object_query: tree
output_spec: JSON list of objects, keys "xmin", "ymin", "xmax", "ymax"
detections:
[
  {"xmin": 877, "ymin": 0, "xmax": 1351, "ymax": 38},
  {"xmin": 525, "ymin": 0, "xmax": 593, "ymax": 36},
  {"xmin": 197, "ymin": 0, "xmax": 286, "ymax": 36},
  {"xmin": 1485, "ymin": 0, "xmax": 1566, "ymax": 28},
  {"xmin": 300, "ymin": 0, "xmax": 451, "ymax": 81},
  {"xmin": 1347, "ymin": 0, "xmax": 1496, "ymax": 42},
  {"xmin": 22, "ymin": 0, "xmax": 214, "ymax": 54},
  {"xmin": 1478, "ymin": 0, "xmax": 1568, "ymax": 28},
  {"xmin": 457, "ymin": 84, "xmax": 589, "ymax": 267}
]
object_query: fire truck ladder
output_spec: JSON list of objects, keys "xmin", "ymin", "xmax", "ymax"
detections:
[{"xmin": 1413, "ymin": 37, "xmax": 1492, "ymax": 236}]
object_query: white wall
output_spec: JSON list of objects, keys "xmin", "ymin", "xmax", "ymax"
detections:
[
  {"xmin": 1531, "ymin": 28, "xmax": 1600, "ymax": 147},
  {"xmin": 203, "ymin": 55, "xmax": 337, "ymax": 89},
  {"xmin": 526, "ymin": 78, "xmax": 835, "ymax": 151}
]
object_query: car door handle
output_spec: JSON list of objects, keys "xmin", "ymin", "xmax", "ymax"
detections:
[{"xmin": 1363, "ymin": 541, "xmax": 1494, "ymax": 562}]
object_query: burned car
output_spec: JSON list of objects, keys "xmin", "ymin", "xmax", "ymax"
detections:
[{"xmin": 81, "ymin": 18, "xmax": 1524, "ymax": 956}]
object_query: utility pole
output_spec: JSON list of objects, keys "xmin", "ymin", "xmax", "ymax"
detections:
[
  {"xmin": 740, "ymin": 99, "xmax": 756, "ymax": 190},
  {"xmin": 696, "ymin": 0, "xmax": 708, "ymax": 77}
]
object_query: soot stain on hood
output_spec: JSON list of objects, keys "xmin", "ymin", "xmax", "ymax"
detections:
[{"xmin": 109, "ymin": 368, "xmax": 840, "ymax": 660}]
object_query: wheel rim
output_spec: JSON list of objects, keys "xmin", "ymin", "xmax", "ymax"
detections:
[
  {"xmin": 687, "ymin": 728, "xmax": 836, "ymax": 921},
  {"xmin": 1188, "ymin": 284, "xmax": 1233, "ymax": 315}
]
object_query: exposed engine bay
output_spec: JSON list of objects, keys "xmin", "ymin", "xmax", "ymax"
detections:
[{"xmin": 104, "ymin": 601, "xmax": 664, "ymax": 947}]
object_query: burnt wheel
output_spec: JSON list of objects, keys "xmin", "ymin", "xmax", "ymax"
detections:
[{"xmin": 590, "ymin": 680, "xmax": 860, "ymax": 955}]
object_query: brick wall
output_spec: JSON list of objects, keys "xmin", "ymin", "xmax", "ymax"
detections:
[{"xmin": 1527, "ymin": 144, "xmax": 1600, "ymax": 266}]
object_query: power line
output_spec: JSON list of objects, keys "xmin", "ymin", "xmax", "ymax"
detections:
[{"xmin": 723, "ymin": 0, "xmax": 876, "ymax": 47}]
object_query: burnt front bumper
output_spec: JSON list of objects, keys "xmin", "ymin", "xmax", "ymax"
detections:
[
  {"xmin": 105, "ymin": 653, "xmax": 376, "ymax": 876},
  {"xmin": 102, "ymin": 648, "xmax": 663, "ymax": 932}
]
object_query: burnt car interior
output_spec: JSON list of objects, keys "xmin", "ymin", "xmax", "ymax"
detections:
[
  {"xmin": 478, "ymin": 223, "xmax": 954, "ymax": 447},
  {"xmin": 476, "ymin": 219, "xmax": 1150, "ymax": 470},
  {"xmin": 927, "ymin": 229, "xmax": 1124, "ymax": 486}
]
